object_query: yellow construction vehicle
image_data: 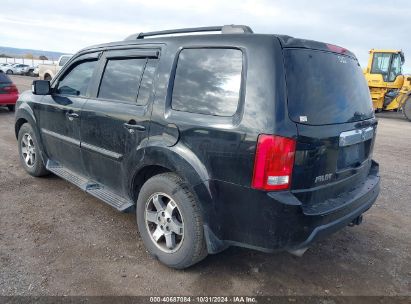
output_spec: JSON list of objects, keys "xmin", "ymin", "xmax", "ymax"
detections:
[{"xmin": 363, "ymin": 49, "xmax": 411, "ymax": 121}]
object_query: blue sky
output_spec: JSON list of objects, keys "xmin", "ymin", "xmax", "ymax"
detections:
[{"xmin": 1, "ymin": 0, "xmax": 410, "ymax": 72}]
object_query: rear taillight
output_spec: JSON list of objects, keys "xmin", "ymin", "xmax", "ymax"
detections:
[
  {"xmin": 251, "ymin": 135, "xmax": 296, "ymax": 191},
  {"xmin": 3, "ymin": 84, "xmax": 18, "ymax": 94}
]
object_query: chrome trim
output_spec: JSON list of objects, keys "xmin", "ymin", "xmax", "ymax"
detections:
[
  {"xmin": 81, "ymin": 142, "xmax": 123, "ymax": 160},
  {"xmin": 339, "ymin": 127, "xmax": 374, "ymax": 147},
  {"xmin": 41, "ymin": 128, "xmax": 80, "ymax": 146}
]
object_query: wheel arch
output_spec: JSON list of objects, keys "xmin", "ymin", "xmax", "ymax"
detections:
[
  {"xmin": 129, "ymin": 144, "xmax": 212, "ymax": 205},
  {"xmin": 15, "ymin": 105, "xmax": 48, "ymax": 164},
  {"xmin": 14, "ymin": 104, "xmax": 37, "ymax": 139}
]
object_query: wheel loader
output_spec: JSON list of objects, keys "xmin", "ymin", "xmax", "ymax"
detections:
[{"xmin": 363, "ymin": 49, "xmax": 411, "ymax": 121}]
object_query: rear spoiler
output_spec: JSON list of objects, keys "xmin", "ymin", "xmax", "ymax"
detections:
[{"xmin": 276, "ymin": 35, "xmax": 356, "ymax": 59}]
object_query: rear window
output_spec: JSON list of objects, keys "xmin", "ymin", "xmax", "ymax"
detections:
[
  {"xmin": 284, "ymin": 49, "xmax": 374, "ymax": 125},
  {"xmin": 98, "ymin": 58, "xmax": 146, "ymax": 104},
  {"xmin": 0, "ymin": 73, "xmax": 11, "ymax": 83}
]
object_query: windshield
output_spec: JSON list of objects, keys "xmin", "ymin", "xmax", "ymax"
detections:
[
  {"xmin": 371, "ymin": 52, "xmax": 391, "ymax": 76},
  {"xmin": 284, "ymin": 49, "xmax": 374, "ymax": 125}
]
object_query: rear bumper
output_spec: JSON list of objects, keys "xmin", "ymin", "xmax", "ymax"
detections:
[
  {"xmin": 0, "ymin": 94, "xmax": 18, "ymax": 105},
  {"xmin": 201, "ymin": 160, "xmax": 380, "ymax": 254}
]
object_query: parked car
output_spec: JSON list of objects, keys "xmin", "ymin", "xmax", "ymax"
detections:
[
  {"xmin": 15, "ymin": 25, "xmax": 380, "ymax": 269},
  {"xmin": 14, "ymin": 64, "xmax": 31, "ymax": 75},
  {"xmin": 0, "ymin": 63, "xmax": 15, "ymax": 74},
  {"xmin": 30, "ymin": 65, "xmax": 39, "ymax": 77},
  {"xmin": 38, "ymin": 55, "xmax": 72, "ymax": 80},
  {"xmin": 0, "ymin": 63, "xmax": 30, "ymax": 75},
  {"xmin": 0, "ymin": 73, "xmax": 18, "ymax": 111}
]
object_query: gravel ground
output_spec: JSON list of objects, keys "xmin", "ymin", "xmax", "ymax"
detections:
[{"xmin": 0, "ymin": 75, "xmax": 410, "ymax": 296}]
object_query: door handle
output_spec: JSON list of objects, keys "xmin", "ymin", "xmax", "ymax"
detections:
[
  {"xmin": 66, "ymin": 112, "xmax": 79, "ymax": 121},
  {"xmin": 123, "ymin": 123, "xmax": 146, "ymax": 132}
]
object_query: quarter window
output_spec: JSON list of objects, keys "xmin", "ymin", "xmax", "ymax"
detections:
[
  {"xmin": 172, "ymin": 48, "xmax": 243, "ymax": 116},
  {"xmin": 56, "ymin": 60, "xmax": 97, "ymax": 96},
  {"xmin": 98, "ymin": 58, "xmax": 146, "ymax": 104}
]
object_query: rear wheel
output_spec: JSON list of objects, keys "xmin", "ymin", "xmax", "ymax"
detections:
[
  {"xmin": 136, "ymin": 173, "xmax": 207, "ymax": 269},
  {"xmin": 402, "ymin": 96, "xmax": 411, "ymax": 121},
  {"xmin": 17, "ymin": 123, "xmax": 49, "ymax": 177},
  {"xmin": 44, "ymin": 74, "xmax": 52, "ymax": 81},
  {"xmin": 7, "ymin": 105, "xmax": 15, "ymax": 112}
]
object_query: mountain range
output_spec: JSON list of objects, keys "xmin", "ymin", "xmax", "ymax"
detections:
[{"xmin": 0, "ymin": 46, "xmax": 68, "ymax": 60}]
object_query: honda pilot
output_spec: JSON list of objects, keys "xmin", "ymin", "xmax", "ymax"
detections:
[{"xmin": 14, "ymin": 25, "xmax": 380, "ymax": 269}]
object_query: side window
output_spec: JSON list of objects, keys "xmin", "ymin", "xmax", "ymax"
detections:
[
  {"xmin": 171, "ymin": 48, "xmax": 243, "ymax": 116},
  {"xmin": 136, "ymin": 59, "xmax": 158, "ymax": 106},
  {"xmin": 98, "ymin": 58, "xmax": 146, "ymax": 104},
  {"xmin": 56, "ymin": 60, "xmax": 97, "ymax": 96},
  {"xmin": 388, "ymin": 53, "xmax": 402, "ymax": 82}
]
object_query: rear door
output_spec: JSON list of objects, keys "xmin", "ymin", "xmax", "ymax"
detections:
[
  {"xmin": 80, "ymin": 48, "xmax": 159, "ymax": 197},
  {"xmin": 283, "ymin": 48, "xmax": 377, "ymax": 211}
]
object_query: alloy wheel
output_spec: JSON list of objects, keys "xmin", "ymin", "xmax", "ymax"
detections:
[
  {"xmin": 21, "ymin": 133, "xmax": 36, "ymax": 167},
  {"xmin": 145, "ymin": 192, "xmax": 184, "ymax": 253}
]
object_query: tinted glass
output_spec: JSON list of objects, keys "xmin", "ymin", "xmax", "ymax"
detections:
[
  {"xmin": 137, "ymin": 59, "xmax": 157, "ymax": 106},
  {"xmin": 56, "ymin": 60, "xmax": 97, "ymax": 96},
  {"xmin": 284, "ymin": 49, "xmax": 373, "ymax": 125},
  {"xmin": 59, "ymin": 56, "xmax": 71, "ymax": 67},
  {"xmin": 172, "ymin": 48, "xmax": 242, "ymax": 116},
  {"xmin": 98, "ymin": 58, "xmax": 146, "ymax": 103},
  {"xmin": 0, "ymin": 73, "xmax": 11, "ymax": 83}
]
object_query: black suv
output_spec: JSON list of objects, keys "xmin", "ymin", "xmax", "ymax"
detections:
[{"xmin": 15, "ymin": 25, "xmax": 380, "ymax": 268}]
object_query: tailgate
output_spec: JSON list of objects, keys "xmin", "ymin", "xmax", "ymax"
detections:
[
  {"xmin": 283, "ymin": 47, "xmax": 377, "ymax": 212},
  {"xmin": 292, "ymin": 120, "xmax": 377, "ymax": 213}
]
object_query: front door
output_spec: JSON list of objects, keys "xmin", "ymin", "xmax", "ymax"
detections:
[
  {"xmin": 80, "ymin": 49, "xmax": 159, "ymax": 197},
  {"xmin": 37, "ymin": 53, "xmax": 100, "ymax": 174}
]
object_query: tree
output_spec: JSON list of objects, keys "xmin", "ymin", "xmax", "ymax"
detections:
[
  {"xmin": 24, "ymin": 53, "xmax": 34, "ymax": 59},
  {"xmin": 39, "ymin": 55, "xmax": 48, "ymax": 60}
]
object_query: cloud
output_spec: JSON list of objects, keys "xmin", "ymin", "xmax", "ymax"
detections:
[{"xmin": 1, "ymin": 0, "xmax": 410, "ymax": 72}]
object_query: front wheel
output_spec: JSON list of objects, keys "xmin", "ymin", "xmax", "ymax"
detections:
[
  {"xmin": 402, "ymin": 96, "xmax": 411, "ymax": 121},
  {"xmin": 7, "ymin": 105, "xmax": 15, "ymax": 112},
  {"xmin": 136, "ymin": 173, "xmax": 207, "ymax": 269},
  {"xmin": 17, "ymin": 123, "xmax": 49, "ymax": 177},
  {"xmin": 6, "ymin": 70, "xmax": 13, "ymax": 75}
]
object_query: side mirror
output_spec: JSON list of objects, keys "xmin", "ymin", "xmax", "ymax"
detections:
[{"xmin": 32, "ymin": 80, "xmax": 51, "ymax": 95}]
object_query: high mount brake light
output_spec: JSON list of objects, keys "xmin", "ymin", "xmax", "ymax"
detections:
[
  {"xmin": 326, "ymin": 43, "xmax": 347, "ymax": 54},
  {"xmin": 251, "ymin": 135, "xmax": 296, "ymax": 191}
]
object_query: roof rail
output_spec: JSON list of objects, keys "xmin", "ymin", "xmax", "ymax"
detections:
[{"xmin": 124, "ymin": 24, "xmax": 253, "ymax": 40}]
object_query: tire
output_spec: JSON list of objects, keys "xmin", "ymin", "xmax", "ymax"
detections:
[
  {"xmin": 6, "ymin": 70, "xmax": 13, "ymax": 75},
  {"xmin": 402, "ymin": 96, "xmax": 411, "ymax": 122},
  {"xmin": 44, "ymin": 74, "xmax": 52, "ymax": 81},
  {"xmin": 136, "ymin": 173, "xmax": 207, "ymax": 269},
  {"xmin": 7, "ymin": 105, "xmax": 15, "ymax": 112},
  {"xmin": 17, "ymin": 123, "xmax": 49, "ymax": 177}
]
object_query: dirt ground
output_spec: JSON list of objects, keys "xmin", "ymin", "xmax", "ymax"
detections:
[{"xmin": 0, "ymin": 75, "xmax": 410, "ymax": 296}]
